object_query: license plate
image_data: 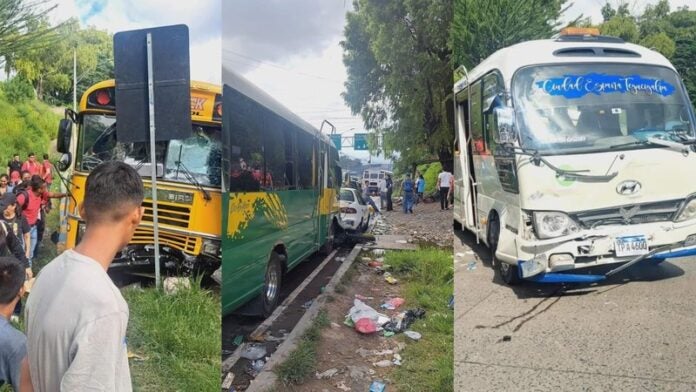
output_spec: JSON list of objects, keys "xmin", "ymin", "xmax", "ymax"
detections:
[{"xmin": 614, "ymin": 235, "xmax": 649, "ymax": 257}]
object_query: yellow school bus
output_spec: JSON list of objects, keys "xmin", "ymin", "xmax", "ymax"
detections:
[{"xmin": 56, "ymin": 79, "xmax": 222, "ymax": 276}]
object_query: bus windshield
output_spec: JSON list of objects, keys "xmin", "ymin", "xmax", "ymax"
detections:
[
  {"xmin": 512, "ymin": 64, "xmax": 695, "ymax": 153},
  {"xmin": 77, "ymin": 113, "xmax": 222, "ymax": 187}
]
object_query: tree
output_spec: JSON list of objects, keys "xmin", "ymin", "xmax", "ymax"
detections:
[
  {"xmin": 0, "ymin": 0, "xmax": 61, "ymax": 63},
  {"xmin": 452, "ymin": 0, "xmax": 573, "ymax": 70},
  {"xmin": 342, "ymin": 0, "xmax": 453, "ymax": 170}
]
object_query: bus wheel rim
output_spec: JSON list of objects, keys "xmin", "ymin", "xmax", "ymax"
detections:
[{"xmin": 266, "ymin": 268, "xmax": 279, "ymax": 301}]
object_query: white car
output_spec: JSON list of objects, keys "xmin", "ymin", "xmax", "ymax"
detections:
[{"xmin": 339, "ymin": 187, "xmax": 372, "ymax": 232}]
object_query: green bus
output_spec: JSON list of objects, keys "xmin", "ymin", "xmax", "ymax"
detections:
[{"xmin": 222, "ymin": 69, "xmax": 342, "ymax": 316}]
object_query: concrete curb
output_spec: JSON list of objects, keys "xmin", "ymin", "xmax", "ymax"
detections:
[{"xmin": 246, "ymin": 244, "xmax": 363, "ymax": 392}]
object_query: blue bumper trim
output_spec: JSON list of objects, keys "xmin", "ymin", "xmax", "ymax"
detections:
[
  {"xmin": 525, "ymin": 272, "xmax": 606, "ymax": 283},
  {"xmin": 653, "ymin": 246, "xmax": 696, "ymax": 259}
]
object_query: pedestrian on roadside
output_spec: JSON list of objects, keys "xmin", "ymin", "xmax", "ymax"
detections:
[
  {"xmin": 32, "ymin": 181, "xmax": 66, "ymax": 258},
  {"xmin": 20, "ymin": 154, "xmax": 40, "ymax": 177},
  {"xmin": 415, "ymin": 173, "xmax": 425, "ymax": 205},
  {"xmin": 437, "ymin": 167, "xmax": 453, "ymax": 210},
  {"xmin": 362, "ymin": 180, "xmax": 381, "ymax": 215},
  {"xmin": 385, "ymin": 174, "xmax": 393, "ymax": 211},
  {"xmin": 39, "ymin": 155, "xmax": 51, "ymax": 191},
  {"xmin": 15, "ymin": 176, "xmax": 46, "ymax": 266},
  {"xmin": 9, "ymin": 172, "xmax": 20, "ymax": 188},
  {"xmin": 0, "ymin": 174, "xmax": 12, "ymax": 195},
  {"xmin": 402, "ymin": 174, "xmax": 415, "ymax": 214},
  {"xmin": 1, "ymin": 192, "xmax": 32, "ymax": 322},
  {"xmin": 25, "ymin": 161, "xmax": 144, "ymax": 391},
  {"xmin": 7, "ymin": 154, "xmax": 21, "ymax": 178},
  {"xmin": 0, "ymin": 256, "xmax": 33, "ymax": 392},
  {"xmin": 379, "ymin": 176, "xmax": 387, "ymax": 209}
]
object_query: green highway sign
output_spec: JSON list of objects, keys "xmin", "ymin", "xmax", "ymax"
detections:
[{"xmin": 354, "ymin": 133, "xmax": 368, "ymax": 150}]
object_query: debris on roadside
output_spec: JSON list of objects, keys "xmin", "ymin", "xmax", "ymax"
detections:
[
  {"xmin": 221, "ymin": 372, "xmax": 235, "ymax": 390},
  {"xmin": 239, "ymin": 344, "xmax": 267, "ymax": 360},
  {"xmin": 368, "ymin": 260, "xmax": 384, "ymax": 268},
  {"xmin": 232, "ymin": 335, "xmax": 244, "ymax": 346},
  {"xmin": 302, "ymin": 299, "xmax": 314, "ymax": 309},
  {"xmin": 336, "ymin": 257, "xmax": 346, "ymax": 262},
  {"xmin": 467, "ymin": 261, "xmax": 477, "ymax": 271},
  {"xmin": 355, "ymin": 294, "xmax": 374, "ymax": 301},
  {"xmin": 369, "ymin": 380, "xmax": 388, "ymax": 392},
  {"xmin": 373, "ymin": 359, "xmax": 392, "ymax": 368},
  {"xmin": 384, "ymin": 272, "xmax": 398, "ymax": 285},
  {"xmin": 380, "ymin": 297, "xmax": 405, "ymax": 310},
  {"xmin": 356, "ymin": 318, "xmax": 378, "ymax": 334},
  {"xmin": 315, "ymin": 367, "xmax": 339, "ymax": 379},
  {"xmin": 382, "ymin": 308, "xmax": 426, "ymax": 333},
  {"xmin": 372, "ymin": 249, "xmax": 385, "ymax": 256},
  {"xmin": 448, "ymin": 295, "xmax": 454, "ymax": 309},
  {"xmin": 404, "ymin": 331, "xmax": 422, "ymax": 341}
]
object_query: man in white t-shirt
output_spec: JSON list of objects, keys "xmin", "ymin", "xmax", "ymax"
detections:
[
  {"xmin": 437, "ymin": 168, "xmax": 453, "ymax": 210},
  {"xmin": 25, "ymin": 161, "xmax": 144, "ymax": 392}
]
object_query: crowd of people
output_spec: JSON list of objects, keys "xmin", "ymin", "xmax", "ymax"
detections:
[
  {"xmin": 1, "ymin": 161, "xmax": 139, "ymax": 391},
  {"xmin": 360, "ymin": 167, "xmax": 454, "ymax": 215}
]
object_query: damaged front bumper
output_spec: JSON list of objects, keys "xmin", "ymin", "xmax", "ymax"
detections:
[
  {"xmin": 513, "ymin": 221, "xmax": 696, "ymax": 283},
  {"xmin": 109, "ymin": 244, "xmax": 220, "ymax": 275}
]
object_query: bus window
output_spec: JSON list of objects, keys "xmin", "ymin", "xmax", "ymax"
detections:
[
  {"xmin": 470, "ymin": 80, "xmax": 484, "ymax": 154},
  {"xmin": 284, "ymin": 126, "xmax": 296, "ymax": 189},
  {"xmin": 483, "ymin": 73, "xmax": 503, "ymax": 152},
  {"xmin": 265, "ymin": 118, "xmax": 286, "ymax": 191},
  {"xmin": 297, "ymin": 132, "xmax": 314, "ymax": 189},
  {"xmin": 227, "ymin": 97, "xmax": 262, "ymax": 192}
]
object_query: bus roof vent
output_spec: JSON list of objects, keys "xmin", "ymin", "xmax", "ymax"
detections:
[
  {"xmin": 553, "ymin": 47, "xmax": 641, "ymax": 57},
  {"xmin": 554, "ymin": 34, "xmax": 625, "ymax": 44}
]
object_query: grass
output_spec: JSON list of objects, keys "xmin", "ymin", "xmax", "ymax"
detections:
[
  {"xmin": 386, "ymin": 247, "xmax": 454, "ymax": 392},
  {"xmin": 123, "ymin": 278, "xmax": 221, "ymax": 392},
  {"xmin": 275, "ymin": 309, "xmax": 330, "ymax": 386}
]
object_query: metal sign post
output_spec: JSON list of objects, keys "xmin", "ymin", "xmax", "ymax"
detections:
[{"xmin": 146, "ymin": 33, "xmax": 162, "ymax": 288}]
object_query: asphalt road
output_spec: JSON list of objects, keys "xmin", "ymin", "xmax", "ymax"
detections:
[{"xmin": 454, "ymin": 229, "xmax": 696, "ymax": 391}]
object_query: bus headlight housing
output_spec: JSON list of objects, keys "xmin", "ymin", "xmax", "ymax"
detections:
[
  {"xmin": 202, "ymin": 239, "xmax": 221, "ymax": 258},
  {"xmin": 532, "ymin": 211, "xmax": 581, "ymax": 239},
  {"xmin": 675, "ymin": 199, "xmax": 696, "ymax": 222}
]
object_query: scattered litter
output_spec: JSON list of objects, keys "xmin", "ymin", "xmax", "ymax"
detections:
[
  {"xmin": 362, "ymin": 257, "xmax": 372, "ymax": 262},
  {"xmin": 344, "ymin": 316, "xmax": 355, "ymax": 328},
  {"xmin": 315, "ymin": 368, "xmax": 339, "ymax": 379},
  {"xmin": 262, "ymin": 332, "xmax": 286, "ymax": 343},
  {"xmin": 381, "ymin": 297, "xmax": 405, "ymax": 310},
  {"xmin": 383, "ymin": 331, "xmax": 395, "ymax": 337},
  {"xmin": 355, "ymin": 294, "xmax": 374, "ymax": 301},
  {"xmin": 396, "ymin": 239, "xmax": 408, "ymax": 244},
  {"xmin": 244, "ymin": 359, "xmax": 265, "ymax": 377},
  {"xmin": 356, "ymin": 348, "xmax": 372, "ymax": 358},
  {"xmin": 502, "ymin": 335, "xmax": 512, "ymax": 342},
  {"xmin": 455, "ymin": 252, "xmax": 465, "ymax": 258},
  {"xmin": 467, "ymin": 261, "xmax": 477, "ymax": 271},
  {"xmin": 331, "ymin": 322, "xmax": 341, "ymax": 329},
  {"xmin": 320, "ymin": 286, "xmax": 326, "ymax": 293},
  {"xmin": 372, "ymin": 249, "xmax": 385, "ymax": 256},
  {"xmin": 336, "ymin": 257, "xmax": 346, "ymax": 262},
  {"xmin": 393, "ymin": 353, "xmax": 402, "ymax": 366},
  {"xmin": 368, "ymin": 261, "xmax": 383, "ymax": 268},
  {"xmin": 348, "ymin": 299, "xmax": 388, "ymax": 324},
  {"xmin": 127, "ymin": 351, "xmax": 146, "ymax": 361},
  {"xmin": 232, "ymin": 335, "xmax": 244, "ymax": 346},
  {"xmin": 374, "ymin": 349, "xmax": 394, "ymax": 356},
  {"xmin": 448, "ymin": 295, "xmax": 454, "ymax": 309},
  {"xmin": 348, "ymin": 365, "xmax": 375, "ymax": 380},
  {"xmin": 355, "ymin": 318, "xmax": 378, "ymax": 334},
  {"xmin": 163, "ymin": 277, "xmax": 191, "ymax": 295},
  {"xmin": 336, "ymin": 381, "xmax": 351, "ymax": 391},
  {"xmin": 221, "ymin": 372, "xmax": 235, "ymax": 389},
  {"xmin": 384, "ymin": 272, "xmax": 398, "ymax": 285},
  {"xmin": 369, "ymin": 380, "xmax": 387, "ymax": 392},
  {"xmin": 383, "ymin": 308, "xmax": 426, "ymax": 333},
  {"xmin": 221, "ymin": 349, "xmax": 234, "ymax": 356},
  {"xmin": 302, "ymin": 299, "xmax": 314, "ymax": 309},
  {"xmin": 404, "ymin": 331, "xmax": 422, "ymax": 341},
  {"xmin": 373, "ymin": 359, "xmax": 392, "ymax": 368},
  {"xmin": 240, "ymin": 344, "xmax": 267, "ymax": 360}
]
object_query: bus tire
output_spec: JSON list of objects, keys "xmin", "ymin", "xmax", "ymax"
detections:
[
  {"xmin": 453, "ymin": 219, "xmax": 462, "ymax": 231},
  {"xmin": 262, "ymin": 252, "xmax": 283, "ymax": 317},
  {"xmin": 321, "ymin": 220, "xmax": 335, "ymax": 254},
  {"xmin": 498, "ymin": 260, "xmax": 520, "ymax": 285},
  {"xmin": 486, "ymin": 213, "xmax": 500, "ymax": 268}
]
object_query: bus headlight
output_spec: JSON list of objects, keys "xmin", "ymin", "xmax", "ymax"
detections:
[
  {"xmin": 532, "ymin": 211, "xmax": 580, "ymax": 239},
  {"xmin": 202, "ymin": 239, "xmax": 221, "ymax": 258},
  {"xmin": 675, "ymin": 199, "xmax": 696, "ymax": 222}
]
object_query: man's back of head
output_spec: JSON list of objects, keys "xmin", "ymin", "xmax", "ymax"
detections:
[{"xmin": 0, "ymin": 256, "xmax": 24, "ymax": 308}]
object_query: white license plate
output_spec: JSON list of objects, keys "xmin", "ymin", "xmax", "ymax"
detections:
[{"xmin": 614, "ymin": 235, "xmax": 649, "ymax": 257}]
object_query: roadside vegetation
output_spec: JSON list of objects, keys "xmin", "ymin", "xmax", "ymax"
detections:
[
  {"xmin": 275, "ymin": 309, "xmax": 331, "ymax": 386},
  {"xmin": 387, "ymin": 247, "xmax": 454, "ymax": 391}
]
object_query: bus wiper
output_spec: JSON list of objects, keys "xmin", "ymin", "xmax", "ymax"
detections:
[
  {"xmin": 174, "ymin": 160, "xmax": 211, "ymax": 201},
  {"xmin": 507, "ymin": 145, "xmax": 618, "ymax": 181},
  {"xmin": 610, "ymin": 137, "xmax": 696, "ymax": 153}
]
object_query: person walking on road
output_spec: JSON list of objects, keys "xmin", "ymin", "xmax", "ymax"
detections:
[
  {"xmin": 437, "ymin": 168, "xmax": 453, "ymax": 210},
  {"xmin": 402, "ymin": 174, "xmax": 415, "ymax": 214},
  {"xmin": 363, "ymin": 180, "xmax": 381, "ymax": 215},
  {"xmin": 25, "ymin": 161, "xmax": 144, "ymax": 392},
  {"xmin": 0, "ymin": 175, "xmax": 12, "ymax": 195},
  {"xmin": 39, "ymin": 155, "xmax": 52, "ymax": 191},
  {"xmin": 20, "ymin": 154, "xmax": 40, "ymax": 177},
  {"xmin": 415, "ymin": 173, "xmax": 425, "ymax": 204},
  {"xmin": 7, "ymin": 154, "xmax": 21, "ymax": 178},
  {"xmin": 385, "ymin": 174, "xmax": 393, "ymax": 211}
]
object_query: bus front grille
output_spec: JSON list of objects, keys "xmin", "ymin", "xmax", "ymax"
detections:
[
  {"xmin": 572, "ymin": 199, "xmax": 684, "ymax": 228},
  {"xmin": 131, "ymin": 227, "xmax": 198, "ymax": 254},
  {"xmin": 141, "ymin": 201, "xmax": 191, "ymax": 228}
]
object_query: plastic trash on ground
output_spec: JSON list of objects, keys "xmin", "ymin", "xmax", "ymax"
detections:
[
  {"xmin": 384, "ymin": 272, "xmax": 398, "ymax": 285},
  {"xmin": 355, "ymin": 318, "xmax": 378, "ymax": 334},
  {"xmin": 239, "ymin": 343, "xmax": 267, "ymax": 360},
  {"xmin": 404, "ymin": 331, "xmax": 422, "ymax": 341},
  {"xmin": 369, "ymin": 380, "xmax": 387, "ymax": 392},
  {"xmin": 383, "ymin": 308, "xmax": 426, "ymax": 333},
  {"xmin": 381, "ymin": 297, "xmax": 405, "ymax": 310},
  {"xmin": 348, "ymin": 299, "xmax": 388, "ymax": 324}
]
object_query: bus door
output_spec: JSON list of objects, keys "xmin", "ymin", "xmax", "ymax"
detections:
[
  {"xmin": 316, "ymin": 141, "xmax": 327, "ymax": 248},
  {"xmin": 456, "ymin": 85, "xmax": 480, "ymax": 235}
]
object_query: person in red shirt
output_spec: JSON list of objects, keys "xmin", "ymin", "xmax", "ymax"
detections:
[
  {"xmin": 33, "ymin": 180, "xmax": 66, "ymax": 257},
  {"xmin": 40, "ymin": 154, "xmax": 52, "ymax": 190},
  {"xmin": 21, "ymin": 153, "xmax": 41, "ymax": 177}
]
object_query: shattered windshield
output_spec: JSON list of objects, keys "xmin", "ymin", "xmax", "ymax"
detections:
[
  {"xmin": 77, "ymin": 114, "xmax": 222, "ymax": 187},
  {"xmin": 512, "ymin": 64, "xmax": 696, "ymax": 153}
]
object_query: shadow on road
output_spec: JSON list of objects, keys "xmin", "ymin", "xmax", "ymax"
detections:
[{"xmin": 455, "ymin": 228, "xmax": 686, "ymax": 300}]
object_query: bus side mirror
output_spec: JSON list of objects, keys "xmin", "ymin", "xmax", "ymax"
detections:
[
  {"xmin": 57, "ymin": 119, "xmax": 72, "ymax": 153},
  {"xmin": 56, "ymin": 152, "xmax": 72, "ymax": 172},
  {"xmin": 492, "ymin": 107, "xmax": 517, "ymax": 145}
]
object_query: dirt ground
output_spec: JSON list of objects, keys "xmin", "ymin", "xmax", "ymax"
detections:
[{"xmin": 379, "ymin": 197, "xmax": 453, "ymax": 248}]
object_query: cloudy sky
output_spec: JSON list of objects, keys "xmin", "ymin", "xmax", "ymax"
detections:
[
  {"xmin": 49, "ymin": 0, "xmax": 221, "ymax": 84},
  {"xmin": 222, "ymin": 0, "xmax": 694, "ymax": 162}
]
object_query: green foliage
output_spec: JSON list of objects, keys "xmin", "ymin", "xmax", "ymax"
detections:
[
  {"xmin": 601, "ymin": 16, "xmax": 639, "ymax": 41},
  {"xmin": 342, "ymin": 0, "xmax": 453, "ymax": 170},
  {"xmin": 417, "ymin": 161, "xmax": 442, "ymax": 196},
  {"xmin": 2, "ymin": 76, "xmax": 34, "ymax": 103},
  {"xmin": 452, "ymin": 0, "xmax": 572, "ymax": 70},
  {"xmin": 275, "ymin": 309, "xmax": 330, "ymax": 385},
  {"xmin": 385, "ymin": 248, "xmax": 454, "ymax": 391},
  {"xmin": 123, "ymin": 280, "xmax": 220, "ymax": 392},
  {"xmin": 0, "ymin": 94, "xmax": 60, "ymax": 161},
  {"xmin": 640, "ymin": 31, "xmax": 676, "ymax": 58}
]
